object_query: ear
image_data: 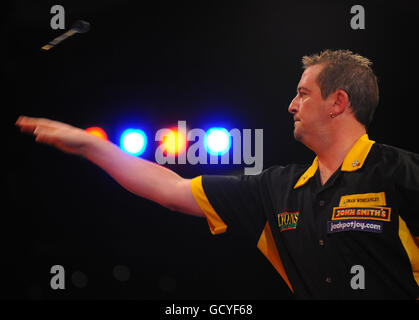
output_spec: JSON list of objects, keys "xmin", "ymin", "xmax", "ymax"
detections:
[{"xmin": 331, "ymin": 89, "xmax": 350, "ymax": 116}]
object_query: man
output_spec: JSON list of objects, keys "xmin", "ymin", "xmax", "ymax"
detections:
[{"xmin": 16, "ymin": 50, "xmax": 419, "ymax": 299}]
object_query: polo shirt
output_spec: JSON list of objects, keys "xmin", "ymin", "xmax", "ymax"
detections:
[{"xmin": 190, "ymin": 134, "xmax": 419, "ymax": 299}]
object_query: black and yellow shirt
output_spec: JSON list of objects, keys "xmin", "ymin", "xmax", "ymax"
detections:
[{"xmin": 190, "ymin": 134, "xmax": 419, "ymax": 299}]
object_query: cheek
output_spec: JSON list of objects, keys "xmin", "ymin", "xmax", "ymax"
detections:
[
  {"xmin": 298, "ymin": 100, "xmax": 311, "ymax": 120},
  {"xmin": 299, "ymin": 100, "xmax": 324, "ymax": 123}
]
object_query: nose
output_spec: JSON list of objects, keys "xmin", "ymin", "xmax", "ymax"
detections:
[{"xmin": 288, "ymin": 95, "xmax": 299, "ymax": 115}]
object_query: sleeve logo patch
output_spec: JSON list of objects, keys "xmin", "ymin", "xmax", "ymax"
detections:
[
  {"xmin": 277, "ymin": 212, "xmax": 299, "ymax": 232},
  {"xmin": 332, "ymin": 206, "xmax": 391, "ymax": 222}
]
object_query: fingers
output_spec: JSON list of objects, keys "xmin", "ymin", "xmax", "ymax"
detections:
[
  {"xmin": 17, "ymin": 116, "xmax": 51, "ymax": 127},
  {"xmin": 16, "ymin": 116, "xmax": 37, "ymax": 133},
  {"xmin": 16, "ymin": 116, "xmax": 82, "ymax": 154},
  {"xmin": 16, "ymin": 116, "xmax": 57, "ymax": 143},
  {"xmin": 33, "ymin": 126, "xmax": 58, "ymax": 145},
  {"xmin": 16, "ymin": 116, "xmax": 66, "ymax": 134}
]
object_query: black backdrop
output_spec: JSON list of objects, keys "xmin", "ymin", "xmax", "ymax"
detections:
[{"xmin": 2, "ymin": 0, "xmax": 419, "ymax": 300}]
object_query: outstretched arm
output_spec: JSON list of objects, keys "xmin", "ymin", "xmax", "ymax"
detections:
[{"xmin": 15, "ymin": 116, "xmax": 204, "ymax": 217}]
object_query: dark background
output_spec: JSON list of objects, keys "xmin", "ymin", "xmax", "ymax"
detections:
[{"xmin": 2, "ymin": 0, "xmax": 419, "ymax": 300}]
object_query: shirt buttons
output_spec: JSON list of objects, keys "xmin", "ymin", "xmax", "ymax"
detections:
[
  {"xmin": 325, "ymin": 277, "xmax": 332, "ymax": 284},
  {"xmin": 319, "ymin": 200, "xmax": 325, "ymax": 207}
]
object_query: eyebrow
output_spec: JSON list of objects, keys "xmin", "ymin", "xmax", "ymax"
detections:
[{"xmin": 297, "ymin": 86, "xmax": 311, "ymax": 93}]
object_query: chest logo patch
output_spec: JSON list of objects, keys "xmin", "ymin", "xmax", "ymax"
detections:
[
  {"xmin": 277, "ymin": 211, "xmax": 299, "ymax": 232},
  {"xmin": 332, "ymin": 206, "xmax": 391, "ymax": 222},
  {"xmin": 339, "ymin": 192, "xmax": 386, "ymax": 207}
]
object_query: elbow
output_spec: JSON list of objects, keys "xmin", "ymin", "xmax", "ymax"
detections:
[
  {"xmin": 164, "ymin": 201, "xmax": 180, "ymax": 212},
  {"xmin": 159, "ymin": 178, "xmax": 206, "ymax": 217},
  {"xmin": 163, "ymin": 198, "xmax": 205, "ymax": 217},
  {"xmin": 159, "ymin": 191, "xmax": 184, "ymax": 213},
  {"xmin": 158, "ymin": 189, "xmax": 180, "ymax": 212}
]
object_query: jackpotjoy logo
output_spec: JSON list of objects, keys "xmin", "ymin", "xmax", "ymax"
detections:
[{"xmin": 141, "ymin": 121, "xmax": 263, "ymax": 175}]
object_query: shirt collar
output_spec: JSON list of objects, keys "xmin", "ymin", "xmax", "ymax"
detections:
[{"xmin": 293, "ymin": 134, "xmax": 375, "ymax": 189}]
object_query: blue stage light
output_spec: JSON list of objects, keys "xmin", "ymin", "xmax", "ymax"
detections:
[
  {"xmin": 120, "ymin": 129, "xmax": 147, "ymax": 156},
  {"xmin": 204, "ymin": 127, "xmax": 231, "ymax": 155}
]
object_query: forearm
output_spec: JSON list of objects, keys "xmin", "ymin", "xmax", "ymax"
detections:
[
  {"xmin": 81, "ymin": 135, "xmax": 182, "ymax": 209},
  {"xmin": 15, "ymin": 115, "xmax": 203, "ymax": 216}
]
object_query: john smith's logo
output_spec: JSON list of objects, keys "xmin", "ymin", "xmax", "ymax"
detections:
[
  {"xmin": 277, "ymin": 212, "xmax": 299, "ymax": 232},
  {"xmin": 332, "ymin": 206, "xmax": 391, "ymax": 222}
]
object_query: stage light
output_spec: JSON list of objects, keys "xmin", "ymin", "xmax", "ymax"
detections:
[
  {"xmin": 85, "ymin": 126, "xmax": 108, "ymax": 141},
  {"xmin": 120, "ymin": 129, "xmax": 147, "ymax": 156},
  {"xmin": 162, "ymin": 127, "xmax": 187, "ymax": 156},
  {"xmin": 204, "ymin": 127, "xmax": 231, "ymax": 155}
]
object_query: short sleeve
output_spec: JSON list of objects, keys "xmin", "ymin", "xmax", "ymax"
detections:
[{"xmin": 190, "ymin": 168, "xmax": 279, "ymax": 241}]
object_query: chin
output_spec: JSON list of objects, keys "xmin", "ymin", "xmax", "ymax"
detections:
[{"xmin": 293, "ymin": 128, "xmax": 303, "ymax": 142}]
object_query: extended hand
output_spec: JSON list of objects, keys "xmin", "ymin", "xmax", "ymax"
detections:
[{"xmin": 15, "ymin": 116, "xmax": 94, "ymax": 155}]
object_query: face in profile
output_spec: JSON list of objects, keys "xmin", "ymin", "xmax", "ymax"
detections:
[{"xmin": 288, "ymin": 64, "xmax": 331, "ymax": 145}]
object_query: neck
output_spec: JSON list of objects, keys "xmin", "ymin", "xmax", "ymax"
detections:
[{"xmin": 313, "ymin": 123, "xmax": 366, "ymax": 185}]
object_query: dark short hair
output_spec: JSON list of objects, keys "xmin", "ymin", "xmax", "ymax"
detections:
[{"xmin": 302, "ymin": 49, "xmax": 379, "ymax": 127}]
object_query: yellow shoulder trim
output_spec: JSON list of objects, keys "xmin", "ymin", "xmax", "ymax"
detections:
[
  {"xmin": 190, "ymin": 176, "xmax": 227, "ymax": 235},
  {"xmin": 257, "ymin": 222, "xmax": 294, "ymax": 292},
  {"xmin": 398, "ymin": 216, "xmax": 419, "ymax": 287}
]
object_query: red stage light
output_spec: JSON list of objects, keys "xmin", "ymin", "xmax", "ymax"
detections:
[
  {"xmin": 85, "ymin": 127, "xmax": 108, "ymax": 141},
  {"xmin": 161, "ymin": 127, "xmax": 187, "ymax": 156}
]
